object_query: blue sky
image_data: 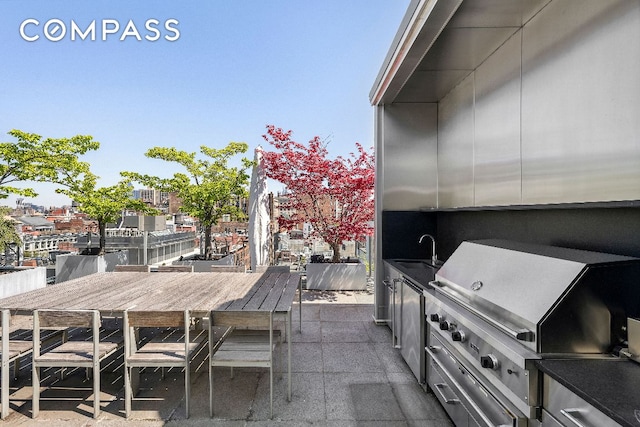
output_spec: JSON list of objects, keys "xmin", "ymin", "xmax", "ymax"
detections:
[{"xmin": 0, "ymin": 1, "xmax": 410, "ymax": 208}]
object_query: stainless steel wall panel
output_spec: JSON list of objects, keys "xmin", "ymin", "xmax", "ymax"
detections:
[
  {"xmin": 446, "ymin": 0, "xmax": 550, "ymax": 28},
  {"xmin": 438, "ymin": 74, "xmax": 475, "ymax": 208},
  {"xmin": 396, "ymin": 70, "xmax": 471, "ymax": 103},
  {"xmin": 474, "ymin": 32, "xmax": 523, "ymax": 206},
  {"xmin": 419, "ymin": 27, "xmax": 520, "ymax": 72},
  {"xmin": 521, "ymin": 0, "xmax": 640, "ymax": 204},
  {"xmin": 381, "ymin": 103, "xmax": 438, "ymax": 210}
]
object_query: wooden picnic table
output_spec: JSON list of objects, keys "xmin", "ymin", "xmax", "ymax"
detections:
[
  {"xmin": 0, "ymin": 271, "xmax": 301, "ymax": 324},
  {"xmin": 0, "ymin": 271, "xmax": 301, "ymax": 418}
]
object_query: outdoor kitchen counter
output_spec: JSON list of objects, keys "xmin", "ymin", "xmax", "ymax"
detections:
[
  {"xmin": 385, "ymin": 259, "xmax": 438, "ymax": 288},
  {"xmin": 536, "ymin": 358, "xmax": 640, "ymax": 427}
]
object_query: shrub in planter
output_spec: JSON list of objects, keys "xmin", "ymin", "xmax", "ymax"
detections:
[{"xmin": 305, "ymin": 258, "xmax": 367, "ymax": 291}]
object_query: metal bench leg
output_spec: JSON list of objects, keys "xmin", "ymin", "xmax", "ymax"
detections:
[
  {"xmin": 13, "ymin": 358, "xmax": 20, "ymax": 381},
  {"xmin": 93, "ymin": 364, "xmax": 100, "ymax": 418},
  {"xmin": 185, "ymin": 362, "xmax": 190, "ymax": 418},
  {"xmin": 32, "ymin": 366, "xmax": 40, "ymax": 418},
  {"xmin": 124, "ymin": 366, "xmax": 132, "ymax": 419}
]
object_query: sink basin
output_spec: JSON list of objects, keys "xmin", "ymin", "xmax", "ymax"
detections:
[
  {"xmin": 396, "ymin": 260, "xmax": 435, "ymax": 270},
  {"xmin": 389, "ymin": 259, "xmax": 440, "ymax": 286}
]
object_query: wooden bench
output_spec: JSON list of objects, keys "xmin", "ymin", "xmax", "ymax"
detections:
[
  {"xmin": 157, "ymin": 265, "xmax": 194, "ymax": 272},
  {"xmin": 114, "ymin": 265, "xmax": 151, "ymax": 272}
]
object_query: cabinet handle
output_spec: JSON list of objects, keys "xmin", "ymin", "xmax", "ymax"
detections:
[
  {"xmin": 433, "ymin": 383, "xmax": 460, "ymax": 404},
  {"xmin": 391, "ymin": 278, "xmax": 400, "ymax": 348},
  {"xmin": 560, "ymin": 409, "xmax": 587, "ymax": 427}
]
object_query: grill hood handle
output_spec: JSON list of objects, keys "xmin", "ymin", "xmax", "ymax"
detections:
[{"xmin": 429, "ymin": 280, "xmax": 535, "ymax": 343}]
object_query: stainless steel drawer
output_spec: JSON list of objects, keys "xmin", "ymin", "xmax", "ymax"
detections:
[
  {"xmin": 543, "ymin": 374, "xmax": 621, "ymax": 427},
  {"xmin": 428, "ymin": 333, "xmax": 528, "ymax": 427},
  {"xmin": 428, "ymin": 354, "xmax": 470, "ymax": 427}
]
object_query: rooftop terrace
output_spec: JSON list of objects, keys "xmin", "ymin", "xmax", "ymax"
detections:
[{"xmin": 3, "ymin": 289, "xmax": 453, "ymax": 426}]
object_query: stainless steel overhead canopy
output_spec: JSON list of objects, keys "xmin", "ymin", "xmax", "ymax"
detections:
[{"xmin": 370, "ymin": 0, "xmax": 551, "ymax": 105}]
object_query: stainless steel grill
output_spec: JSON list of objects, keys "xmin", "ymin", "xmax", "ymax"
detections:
[{"xmin": 424, "ymin": 239, "xmax": 640, "ymax": 426}]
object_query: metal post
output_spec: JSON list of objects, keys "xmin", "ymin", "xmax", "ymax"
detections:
[{"xmin": 143, "ymin": 231, "xmax": 148, "ymax": 265}]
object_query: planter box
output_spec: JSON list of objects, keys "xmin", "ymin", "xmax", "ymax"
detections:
[
  {"xmin": 55, "ymin": 252, "xmax": 128, "ymax": 283},
  {"xmin": 0, "ymin": 267, "xmax": 46, "ymax": 298},
  {"xmin": 305, "ymin": 262, "xmax": 367, "ymax": 291},
  {"xmin": 172, "ymin": 254, "xmax": 236, "ymax": 272}
]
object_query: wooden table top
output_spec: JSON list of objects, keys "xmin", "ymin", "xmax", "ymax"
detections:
[{"xmin": 0, "ymin": 271, "xmax": 300, "ymax": 317}]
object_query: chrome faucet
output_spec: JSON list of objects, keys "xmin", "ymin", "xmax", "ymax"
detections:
[{"xmin": 418, "ymin": 234, "xmax": 438, "ymax": 266}]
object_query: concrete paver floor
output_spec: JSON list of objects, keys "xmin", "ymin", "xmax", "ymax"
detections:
[{"xmin": 3, "ymin": 290, "xmax": 453, "ymax": 426}]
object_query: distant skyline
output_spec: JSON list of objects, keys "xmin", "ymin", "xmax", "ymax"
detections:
[{"xmin": 0, "ymin": 1, "xmax": 410, "ymax": 208}]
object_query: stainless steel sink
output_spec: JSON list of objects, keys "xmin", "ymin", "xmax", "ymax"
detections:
[
  {"xmin": 396, "ymin": 260, "xmax": 432, "ymax": 269},
  {"xmin": 396, "ymin": 260, "xmax": 435, "ymax": 270}
]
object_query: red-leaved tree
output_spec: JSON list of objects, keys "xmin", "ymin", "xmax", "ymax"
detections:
[{"xmin": 261, "ymin": 125, "xmax": 375, "ymax": 263}]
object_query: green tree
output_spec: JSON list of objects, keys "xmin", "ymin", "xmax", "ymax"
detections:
[
  {"xmin": 0, "ymin": 130, "xmax": 99, "ymax": 199},
  {"xmin": 56, "ymin": 173, "xmax": 156, "ymax": 254},
  {"xmin": 124, "ymin": 142, "xmax": 252, "ymax": 260},
  {"xmin": 0, "ymin": 206, "xmax": 20, "ymax": 260}
]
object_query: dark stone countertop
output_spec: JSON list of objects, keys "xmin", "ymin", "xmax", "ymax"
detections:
[
  {"xmin": 384, "ymin": 259, "xmax": 439, "ymax": 289},
  {"xmin": 536, "ymin": 358, "xmax": 640, "ymax": 427}
]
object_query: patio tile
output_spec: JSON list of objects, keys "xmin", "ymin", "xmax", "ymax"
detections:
[
  {"xmin": 292, "ymin": 321, "xmax": 322, "ymax": 343},
  {"xmin": 408, "ymin": 420, "xmax": 455, "ymax": 427},
  {"xmin": 324, "ymin": 372, "xmax": 404, "ymax": 421},
  {"xmin": 320, "ymin": 304, "xmax": 373, "ymax": 322},
  {"xmin": 322, "ymin": 342, "xmax": 383, "ymax": 373},
  {"xmin": 247, "ymin": 421, "xmax": 327, "ymax": 427},
  {"xmin": 386, "ymin": 371, "xmax": 422, "ymax": 385},
  {"xmin": 327, "ymin": 422, "xmax": 407, "ymax": 427},
  {"xmin": 290, "ymin": 342, "xmax": 323, "ymax": 373},
  {"xmin": 190, "ymin": 367, "xmax": 256, "ymax": 420},
  {"xmin": 292, "ymin": 303, "xmax": 320, "ymax": 322},
  {"xmin": 364, "ymin": 320, "xmax": 394, "ymax": 343},
  {"xmin": 168, "ymin": 421, "xmax": 245, "ymax": 427},
  {"xmin": 321, "ymin": 321, "xmax": 370, "ymax": 343},
  {"xmin": 374, "ymin": 343, "xmax": 413, "ymax": 375},
  {"xmin": 3, "ymin": 301, "xmax": 454, "ymax": 427},
  {"xmin": 392, "ymin": 383, "xmax": 451, "ymax": 421},
  {"xmin": 249, "ymin": 372, "xmax": 326, "ymax": 422}
]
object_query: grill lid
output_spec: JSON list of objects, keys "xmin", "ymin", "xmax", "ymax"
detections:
[{"xmin": 434, "ymin": 240, "xmax": 640, "ymax": 336}]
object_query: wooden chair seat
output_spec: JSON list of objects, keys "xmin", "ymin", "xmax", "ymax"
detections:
[
  {"xmin": 127, "ymin": 336, "xmax": 205, "ymax": 366},
  {"xmin": 34, "ymin": 341, "xmax": 119, "ymax": 365},
  {"xmin": 212, "ymin": 331, "xmax": 276, "ymax": 366},
  {"xmin": 4, "ymin": 340, "xmax": 33, "ymax": 360},
  {"xmin": 124, "ymin": 310, "xmax": 204, "ymax": 419},
  {"xmin": 209, "ymin": 310, "xmax": 282, "ymax": 419},
  {"xmin": 32, "ymin": 309, "xmax": 117, "ymax": 419}
]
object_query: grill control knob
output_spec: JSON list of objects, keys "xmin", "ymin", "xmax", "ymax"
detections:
[
  {"xmin": 451, "ymin": 330, "xmax": 466, "ymax": 342},
  {"xmin": 430, "ymin": 314, "xmax": 440, "ymax": 322},
  {"xmin": 439, "ymin": 320, "xmax": 452, "ymax": 331},
  {"xmin": 480, "ymin": 354, "xmax": 500, "ymax": 370}
]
